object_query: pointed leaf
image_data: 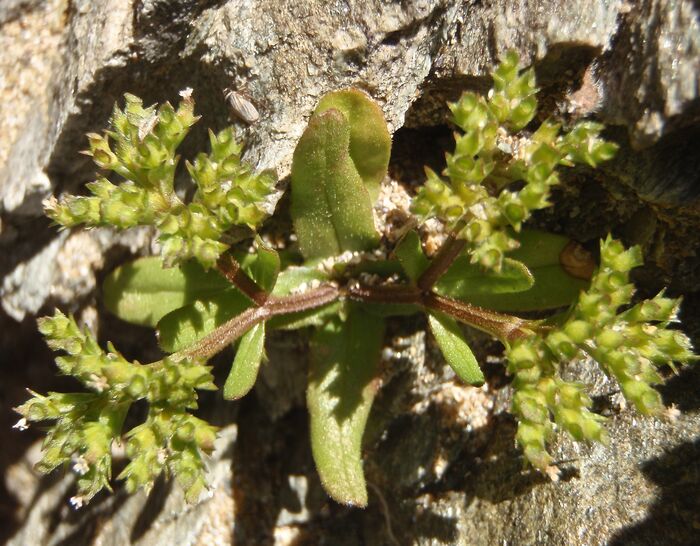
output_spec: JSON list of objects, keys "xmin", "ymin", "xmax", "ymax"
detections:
[
  {"xmin": 290, "ymin": 108, "xmax": 379, "ymax": 259},
  {"xmin": 435, "ymin": 257, "xmax": 534, "ymax": 299},
  {"xmin": 314, "ymin": 89, "xmax": 391, "ymax": 200},
  {"xmin": 103, "ymin": 257, "xmax": 230, "ymax": 327},
  {"xmin": 394, "ymin": 230, "xmax": 430, "ymax": 282},
  {"xmin": 157, "ymin": 290, "xmax": 250, "ymax": 353},
  {"xmin": 433, "ymin": 230, "xmax": 593, "ymax": 311},
  {"xmin": 428, "ymin": 312, "xmax": 485, "ymax": 386},
  {"xmin": 241, "ymin": 238, "xmax": 280, "ymax": 293},
  {"xmin": 224, "ymin": 322, "xmax": 266, "ymax": 400},
  {"xmin": 307, "ymin": 309, "xmax": 385, "ymax": 507}
]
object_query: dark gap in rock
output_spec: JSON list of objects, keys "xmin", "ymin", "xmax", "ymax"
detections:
[
  {"xmin": 612, "ymin": 122, "xmax": 700, "ymax": 204},
  {"xmin": 231, "ymin": 399, "xmax": 320, "ymax": 545},
  {"xmin": 130, "ymin": 476, "xmax": 173, "ymax": 543},
  {"xmin": 0, "ymin": 216, "xmax": 54, "ymax": 280},
  {"xmin": 388, "ymin": 125, "xmax": 452, "ymax": 191}
]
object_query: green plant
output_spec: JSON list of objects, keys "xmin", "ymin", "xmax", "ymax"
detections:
[{"xmin": 17, "ymin": 54, "xmax": 695, "ymax": 508}]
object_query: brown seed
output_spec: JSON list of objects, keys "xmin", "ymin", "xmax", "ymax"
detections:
[{"xmin": 224, "ymin": 88, "xmax": 260, "ymax": 124}]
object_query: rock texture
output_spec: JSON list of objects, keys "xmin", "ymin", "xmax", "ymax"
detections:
[{"xmin": 1, "ymin": 1, "xmax": 699, "ymax": 545}]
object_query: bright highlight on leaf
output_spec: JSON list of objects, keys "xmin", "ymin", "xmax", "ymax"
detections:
[
  {"xmin": 224, "ymin": 322, "xmax": 266, "ymax": 400},
  {"xmin": 290, "ymin": 107, "xmax": 381, "ymax": 259},
  {"xmin": 314, "ymin": 89, "xmax": 392, "ymax": 200},
  {"xmin": 103, "ymin": 257, "xmax": 229, "ymax": 327},
  {"xmin": 307, "ymin": 310, "xmax": 385, "ymax": 507},
  {"xmin": 428, "ymin": 312, "xmax": 485, "ymax": 386}
]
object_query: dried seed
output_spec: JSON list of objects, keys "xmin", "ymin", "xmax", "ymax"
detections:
[
  {"xmin": 137, "ymin": 111, "xmax": 159, "ymax": 141},
  {"xmin": 224, "ymin": 88, "xmax": 260, "ymax": 124}
]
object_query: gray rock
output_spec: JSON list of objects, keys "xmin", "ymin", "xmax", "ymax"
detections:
[
  {"xmin": 6, "ymin": 426, "xmax": 238, "ymax": 546},
  {"xmin": 2, "ymin": 0, "xmax": 699, "ymax": 545}
]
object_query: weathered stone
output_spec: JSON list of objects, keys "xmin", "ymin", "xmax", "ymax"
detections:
[{"xmin": 6, "ymin": 426, "xmax": 238, "ymax": 546}]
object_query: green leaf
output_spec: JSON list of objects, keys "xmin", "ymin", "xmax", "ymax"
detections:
[
  {"xmin": 103, "ymin": 257, "xmax": 230, "ymax": 327},
  {"xmin": 270, "ymin": 265, "xmax": 330, "ymax": 297},
  {"xmin": 435, "ymin": 257, "xmax": 534, "ymax": 298},
  {"xmin": 223, "ymin": 322, "xmax": 266, "ymax": 400},
  {"xmin": 361, "ymin": 302, "xmax": 421, "ymax": 318},
  {"xmin": 307, "ymin": 309, "xmax": 385, "ymax": 507},
  {"xmin": 428, "ymin": 312, "xmax": 485, "ymax": 386},
  {"xmin": 394, "ymin": 230, "xmax": 430, "ymax": 282},
  {"xmin": 268, "ymin": 301, "xmax": 344, "ymax": 330},
  {"xmin": 157, "ymin": 290, "xmax": 250, "ymax": 353},
  {"xmin": 290, "ymin": 108, "xmax": 379, "ymax": 259},
  {"xmin": 314, "ymin": 89, "xmax": 392, "ymax": 201},
  {"xmin": 436, "ymin": 230, "xmax": 592, "ymax": 312},
  {"xmin": 240, "ymin": 238, "xmax": 280, "ymax": 293},
  {"xmin": 477, "ymin": 230, "xmax": 591, "ymax": 311}
]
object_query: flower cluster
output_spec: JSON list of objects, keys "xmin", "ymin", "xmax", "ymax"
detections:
[
  {"xmin": 45, "ymin": 92, "xmax": 276, "ymax": 268},
  {"xmin": 15, "ymin": 311, "xmax": 218, "ymax": 504},
  {"xmin": 411, "ymin": 51, "xmax": 617, "ymax": 270},
  {"xmin": 506, "ymin": 237, "xmax": 695, "ymax": 474}
]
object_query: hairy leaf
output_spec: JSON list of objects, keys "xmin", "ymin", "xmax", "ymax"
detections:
[
  {"xmin": 307, "ymin": 309, "xmax": 385, "ymax": 507},
  {"xmin": 270, "ymin": 266, "xmax": 330, "ymax": 297},
  {"xmin": 428, "ymin": 312, "xmax": 485, "ymax": 386},
  {"xmin": 434, "ymin": 230, "xmax": 591, "ymax": 311},
  {"xmin": 435, "ymin": 257, "xmax": 534, "ymax": 298},
  {"xmin": 223, "ymin": 322, "xmax": 266, "ymax": 400},
  {"xmin": 157, "ymin": 290, "xmax": 250, "ymax": 353},
  {"xmin": 104, "ymin": 257, "xmax": 229, "ymax": 327},
  {"xmin": 267, "ymin": 265, "xmax": 342, "ymax": 329},
  {"xmin": 237, "ymin": 238, "xmax": 280, "ymax": 293},
  {"xmin": 394, "ymin": 230, "xmax": 430, "ymax": 282},
  {"xmin": 314, "ymin": 89, "xmax": 391, "ymax": 200},
  {"xmin": 290, "ymin": 109, "xmax": 379, "ymax": 259}
]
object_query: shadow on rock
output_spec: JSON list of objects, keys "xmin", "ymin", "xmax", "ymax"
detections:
[{"xmin": 610, "ymin": 438, "xmax": 700, "ymax": 546}]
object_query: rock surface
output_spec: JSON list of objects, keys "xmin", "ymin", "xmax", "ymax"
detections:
[{"xmin": 1, "ymin": 1, "xmax": 699, "ymax": 545}]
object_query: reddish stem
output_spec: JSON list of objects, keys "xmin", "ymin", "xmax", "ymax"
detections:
[{"xmin": 216, "ymin": 253, "xmax": 269, "ymax": 306}]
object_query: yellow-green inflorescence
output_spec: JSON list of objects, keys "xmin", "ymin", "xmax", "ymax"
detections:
[
  {"xmin": 411, "ymin": 51, "xmax": 618, "ymax": 270},
  {"xmin": 16, "ymin": 311, "xmax": 218, "ymax": 505},
  {"xmin": 45, "ymin": 91, "xmax": 276, "ymax": 269},
  {"xmin": 506, "ymin": 236, "xmax": 695, "ymax": 476}
]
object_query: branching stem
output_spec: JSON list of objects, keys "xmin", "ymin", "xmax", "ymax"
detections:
[
  {"xmin": 346, "ymin": 283, "xmax": 531, "ymax": 341},
  {"xmin": 175, "ymin": 284, "xmax": 341, "ymax": 361},
  {"xmin": 216, "ymin": 253, "xmax": 269, "ymax": 306},
  {"xmin": 177, "ymin": 218, "xmax": 535, "ymax": 362},
  {"xmin": 417, "ymin": 220, "xmax": 467, "ymax": 290}
]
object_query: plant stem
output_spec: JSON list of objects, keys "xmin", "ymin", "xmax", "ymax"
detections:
[
  {"xmin": 176, "ymin": 276, "xmax": 532, "ymax": 362},
  {"xmin": 417, "ymin": 220, "xmax": 467, "ymax": 290},
  {"xmin": 345, "ymin": 283, "xmax": 422, "ymax": 304},
  {"xmin": 423, "ymin": 292, "xmax": 532, "ymax": 341},
  {"xmin": 346, "ymin": 283, "xmax": 531, "ymax": 342},
  {"xmin": 216, "ymin": 253, "xmax": 269, "ymax": 306},
  {"xmin": 175, "ymin": 284, "xmax": 341, "ymax": 361}
]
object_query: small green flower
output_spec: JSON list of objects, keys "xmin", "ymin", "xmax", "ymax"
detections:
[
  {"xmin": 506, "ymin": 236, "xmax": 694, "ymax": 473},
  {"xmin": 17, "ymin": 310, "xmax": 218, "ymax": 503},
  {"xmin": 46, "ymin": 93, "xmax": 277, "ymax": 269},
  {"xmin": 412, "ymin": 52, "xmax": 618, "ymax": 271}
]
